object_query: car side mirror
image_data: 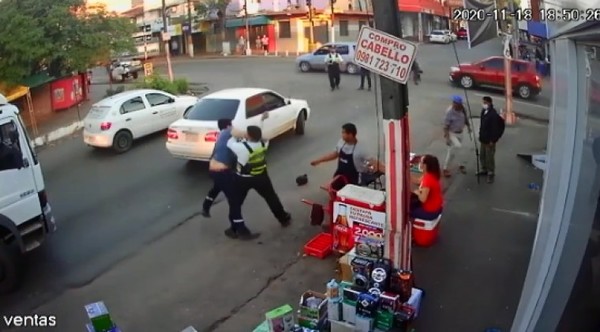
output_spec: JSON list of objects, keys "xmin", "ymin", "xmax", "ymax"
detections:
[
  {"xmin": 286, "ymin": 99, "xmax": 291, "ymax": 105},
  {"xmin": 168, "ymin": 98, "xmax": 175, "ymax": 103}
]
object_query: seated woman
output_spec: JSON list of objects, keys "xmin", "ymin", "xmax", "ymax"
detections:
[{"xmin": 410, "ymin": 155, "xmax": 443, "ymax": 220}]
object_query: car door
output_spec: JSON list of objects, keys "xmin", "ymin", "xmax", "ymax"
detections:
[
  {"xmin": 511, "ymin": 61, "xmax": 526, "ymax": 87},
  {"xmin": 0, "ymin": 119, "xmax": 42, "ymax": 224},
  {"xmin": 244, "ymin": 94, "xmax": 268, "ymax": 134},
  {"xmin": 144, "ymin": 92, "xmax": 177, "ymax": 131},
  {"xmin": 310, "ymin": 45, "xmax": 331, "ymax": 70},
  {"xmin": 478, "ymin": 58, "xmax": 504, "ymax": 85},
  {"xmin": 118, "ymin": 96, "xmax": 154, "ymax": 138},
  {"xmin": 260, "ymin": 92, "xmax": 293, "ymax": 138}
]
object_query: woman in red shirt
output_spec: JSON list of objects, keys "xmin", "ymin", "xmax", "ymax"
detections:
[{"xmin": 410, "ymin": 155, "xmax": 444, "ymax": 220}]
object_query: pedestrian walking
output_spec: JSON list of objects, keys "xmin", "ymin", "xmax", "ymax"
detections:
[
  {"xmin": 238, "ymin": 35, "xmax": 246, "ymax": 54},
  {"xmin": 227, "ymin": 126, "xmax": 292, "ymax": 234},
  {"xmin": 411, "ymin": 60, "xmax": 422, "ymax": 85},
  {"xmin": 255, "ymin": 36, "xmax": 262, "ymax": 51},
  {"xmin": 325, "ymin": 47, "xmax": 343, "ymax": 91},
  {"xmin": 442, "ymin": 95, "xmax": 471, "ymax": 177},
  {"xmin": 311, "ymin": 123, "xmax": 379, "ymax": 186},
  {"xmin": 261, "ymin": 35, "xmax": 269, "ymax": 54},
  {"xmin": 478, "ymin": 96, "xmax": 505, "ymax": 183},
  {"xmin": 202, "ymin": 119, "xmax": 235, "ymax": 217},
  {"xmin": 358, "ymin": 67, "xmax": 372, "ymax": 90}
]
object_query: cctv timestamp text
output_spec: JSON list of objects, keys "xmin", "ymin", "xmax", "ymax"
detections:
[
  {"xmin": 539, "ymin": 8, "xmax": 600, "ymax": 22},
  {"xmin": 452, "ymin": 7, "xmax": 600, "ymax": 22}
]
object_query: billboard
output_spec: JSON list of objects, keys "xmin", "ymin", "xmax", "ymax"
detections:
[{"xmin": 461, "ymin": 0, "xmax": 498, "ymax": 48}]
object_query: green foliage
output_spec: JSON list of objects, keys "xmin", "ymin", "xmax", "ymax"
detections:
[
  {"xmin": 105, "ymin": 85, "xmax": 126, "ymax": 97},
  {"xmin": 135, "ymin": 75, "xmax": 190, "ymax": 95},
  {"xmin": 0, "ymin": 0, "xmax": 136, "ymax": 85},
  {"xmin": 195, "ymin": 0, "xmax": 231, "ymax": 50}
]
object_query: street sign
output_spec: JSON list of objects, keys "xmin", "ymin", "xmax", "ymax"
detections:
[
  {"xmin": 354, "ymin": 26, "xmax": 418, "ymax": 85},
  {"xmin": 144, "ymin": 63, "xmax": 154, "ymax": 77}
]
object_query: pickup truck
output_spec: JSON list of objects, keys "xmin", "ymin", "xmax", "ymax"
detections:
[{"xmin": 108, "ymin": 57, "xmax": 143, "ymax": 82}]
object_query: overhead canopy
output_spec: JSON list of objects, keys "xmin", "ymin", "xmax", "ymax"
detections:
[
  {"xmin": 0, "ymin": 84, "xmax": 29, "ymax": 102},
  {"xmin": 527, "ymin": 21, "xmax": 548, "ymax": 39},
  {"xmin": 21, "ymin": 72, "xmax": 55, "ymax": 88},
  {"xmin": 225, "ymin": 16, "xmax": 271, "ymax": 28}
]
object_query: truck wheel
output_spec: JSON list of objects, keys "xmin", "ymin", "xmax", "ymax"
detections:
[
  {"xmin": 132, "ymin": 72, "xmax": 138, "ymax": 79},
  {"xmin": 0, "ymin": 244, "xmax": 21, "ymax": 294}
]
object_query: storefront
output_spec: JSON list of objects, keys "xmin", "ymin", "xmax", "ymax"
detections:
[
  {"xmin": 511, "ymin": 20, "xmax": 600, "ymax": 332},
  {"xmin": 397, "ymin": 0, "xmax": 449, "ymax": 42},
  {"xmin": 225, "ymin": 15, "xmax": 275, "ymax": 53}
]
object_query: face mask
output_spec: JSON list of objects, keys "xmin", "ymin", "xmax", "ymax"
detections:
[{"xmin": 483, "ymin": 104, "xmax": 489, "ymax": 109}]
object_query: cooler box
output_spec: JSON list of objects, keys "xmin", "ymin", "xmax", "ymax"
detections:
[
  {"xmin": 412, "ymin": 215, "xmax": 442, "ymax": 247},
  {"xmin": 336, "ymin": 185, "xmax": 386, "ymax": 211}
]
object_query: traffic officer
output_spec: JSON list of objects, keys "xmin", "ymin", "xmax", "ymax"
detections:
[
  {"xmin": 202, "ymin": 118, "xmax": 233, "ymax": 217},
  {"xmin": 207, "ymin": 119, "xmax": 258, "ymax": 241},
  {"xmin": 227, "ymin": 126, "xmax": 292, "ymax": 231},
  {"xmin": 325, "ymin": 47, "xmax": 343, "ymax": 91}
]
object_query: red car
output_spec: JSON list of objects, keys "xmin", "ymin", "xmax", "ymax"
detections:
[
  {"xmin": 449, "ymin": 56, "xmax": 542, "ymax": 99},
  {"xmin": 456, "ymin": 28, "xmax": 468, "ymax": 40}
]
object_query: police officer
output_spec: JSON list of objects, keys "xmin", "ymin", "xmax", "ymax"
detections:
[
  {"xmin": 202, "ymin": 118, "xmax": 234, "ymax": 217},
  {"xmin": 227, "ymin": 126, "xmax": 292, "ymax": 231},
  {"xmin": 325, "ymin": 47, "xmax": 343, "ymax": 91}
]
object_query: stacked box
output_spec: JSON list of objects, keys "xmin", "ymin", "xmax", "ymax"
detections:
[
  {"xmin": 265, "ymin": 304, "xmax": 294, "ymax": 332},
  {"xmin": 298, "ymin": 291, "xmax": 328, "ymax": 329},
  {"xmin": 84, "ymin": 302, "xmax": 116, "ymax": 332},
  {"xmin": 375, "ymin": 310, "xmax": 394, "ymax": 331}
]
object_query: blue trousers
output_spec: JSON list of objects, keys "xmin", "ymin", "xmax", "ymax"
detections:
[{"xmin": 210, "ymin": 170, "xmax": 244, "ymax": 226}]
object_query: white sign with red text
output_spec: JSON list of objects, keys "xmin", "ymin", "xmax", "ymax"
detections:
[{"xmin": 354, "ymin": 26, "xmax": 418, "ymax": 85}]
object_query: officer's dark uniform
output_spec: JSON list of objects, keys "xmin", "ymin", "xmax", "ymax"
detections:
[
  {"xmin": 325, "ymin": 51, "xmax": 343, "ymax": 91},
  {"xmin": 230, "ymin": 138, "xmax": 291, "ymax": 226},
  {"xmin": 202, "ymin": 127, "xmax": 235, "ymax": 217}
]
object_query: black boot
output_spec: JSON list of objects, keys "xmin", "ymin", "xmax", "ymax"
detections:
[
  {"xmin": 278, "ymin": 212, "xmax": 292, "ymax": 227},
  {"xmin": 235, "ymin": 224, "xmax": 261, "ymax": 240},
  {"xmin": 202, "ymin": 198, "xmax": 213, "ymax": 217}
]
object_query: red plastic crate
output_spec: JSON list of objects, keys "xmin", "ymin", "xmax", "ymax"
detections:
[{"xmin": 304, "ymin": 233, "xmax": 333, "ymax": 259}]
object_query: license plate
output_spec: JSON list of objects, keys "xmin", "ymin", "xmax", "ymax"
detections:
[{"xmin": 185, "ymin": 133, "xmax": 198, "ymax": 141}]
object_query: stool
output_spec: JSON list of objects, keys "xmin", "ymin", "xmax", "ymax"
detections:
[{"xmin": 412, "ymin": 214, "xmax": 442, "ymax": 247}]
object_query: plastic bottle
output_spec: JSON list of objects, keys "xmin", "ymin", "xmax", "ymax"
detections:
[{"xmin": 326, "ymin": 279, "xmax": 340, "ymax": 300}]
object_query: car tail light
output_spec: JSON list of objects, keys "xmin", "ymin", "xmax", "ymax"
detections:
[
  {"xmin": 100, "ymin": 122, "xmax": 112, "ymax": 131},
  {"xmin": 204, "ymin": 131, "xmax": 219, "ymax": 142},
  {"xmin": 535, "ymin": 75, "xmax": 540, "ymax": 83},
  {"xmin": 167, "ymin": 128, "xmax": 178, "ymax": 139}
]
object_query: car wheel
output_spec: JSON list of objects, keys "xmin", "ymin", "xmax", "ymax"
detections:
[
  {"xmin": 0, "ymin": 244, "xmax": 21, "ymax": 294},
  {"xmin": 517, "ymin": 84, "xmax": 532, "ymax": 99},
  {"xmin": 112, "ymin": 130, "xmax": 133, "ymax": 153},
  {"xmin": 460, "ymin": 75, "xmax": 474, "ymax": 89},
  {"xmin": 346, "ymin": 63, "xmax": 359, "ymax": 75},
  {"xmin": 299, "ymin": 61, "xmax": 311, "ymax": 72},
  {"xmin": 295, "ymin": 110, "xmax": 306, "ymax": 135}
]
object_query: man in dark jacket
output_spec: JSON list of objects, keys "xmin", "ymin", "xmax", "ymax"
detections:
[{"xmin": 478, "ymin": 96, "xmax": 505, "ymax": 183}]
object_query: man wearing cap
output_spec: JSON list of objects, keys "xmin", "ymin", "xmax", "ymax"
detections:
[
  {"xmin": 226, "ymin": 126, "xmax": 291, "ymax": 238},
  {"xmin": 442, "ymin": 95, "xmax": 471, "ymax": 177}
]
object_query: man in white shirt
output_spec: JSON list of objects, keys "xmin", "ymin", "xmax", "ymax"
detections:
[
  {"xmin": 227, "ymin": 126, "xmax": 291, "ymax": 238},
  {"xmin": 324, "ymin": 47, "xmax": 343, "ymax": 91}
]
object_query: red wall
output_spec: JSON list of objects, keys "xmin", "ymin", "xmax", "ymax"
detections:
[
  {"xmin": 50, "ymin": 75, "xmax": 84, "ymax": 112},
  {"xmin": 398, "ymin": 0, "xmax": 449, "ymax": 17}
]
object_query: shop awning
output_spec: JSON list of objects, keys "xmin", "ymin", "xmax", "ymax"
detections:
[
  {"xmin": 21, "ymin": 72, "xmax": 55, "ymax": 88},
  {"xmin": 0, "ymin": 84, "xmax": 30, "ymax": 102},
  {"xmin": 225, "ymin": 16, "xmax": 271, "ymax": 28},
  {"xmin": 527, "ymin": 21, "xmax": 548, "ymax": 39}
]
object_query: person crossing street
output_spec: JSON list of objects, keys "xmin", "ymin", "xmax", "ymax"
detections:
[
  {"xmin": 227, "ymin": 126, "xmax": 292, "ymax": 235},
  {"xmin": 325, "ymin": 47, "xmax": 343, "ymax": 91},
  {"xmin": 358, "ymin": 67, "xmax": 372, "ymax": 90}
]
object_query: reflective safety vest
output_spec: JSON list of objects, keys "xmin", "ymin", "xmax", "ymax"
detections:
[{"xmin": 239, "ymin": 141, "xmax": 267, "ymax": 176}]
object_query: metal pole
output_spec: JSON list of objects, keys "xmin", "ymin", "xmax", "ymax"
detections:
[
  {"xmin": 308, "ymin": 5, "xmax": 315, "ymax": 50},
  {"xmin": 243, "ymin": 0, "xmax": 251, "ymax": 55},
  {"xmin": 330, "ymin": 0, "xmax": 335, "ymax": 43},
  {"xmin": 372, "ymin": 0, "xmax": 411, "ymax": 271},
  {"xmin": 162, "ymin": 0, "xmax": 174, "ymax": 81},
  {"xmin": 187, "ymin": 0, "xmax": 194, "ymax": 57}
]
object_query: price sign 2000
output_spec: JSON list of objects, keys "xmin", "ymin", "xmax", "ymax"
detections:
[{"xmin": 354, "ymin": 223, "xmax": 383, "ymax": 239}]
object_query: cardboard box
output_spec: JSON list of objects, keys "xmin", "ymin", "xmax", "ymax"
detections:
[
  {"xmin": 85, "ymin": 324, "xmax": 120, "ymax": 332},
  {"xmin": 327, "ymin": 299, "xmax": 341, "ymax": 321},
  {"xmin": 265, "ymin": 304, "xmax": 294, "ymax": 332},
  {"xmin": 337, "ymin": 251, "xmax": 354, "ymax": 282},
  {"xmin": 341, "ymin": 302, "xmax": 356, "ymax": 324},
  {"xmin": 407, "ymin": 288, "xmax": 423, "ymax": 319},
  {"xmin": 375, "ymin": 310, "xmax": 394, "ymax": 331},
  {"xmin": 355, "ymin": 315, "xmax": 374, "ymax": 332},
  {"xmin": 330, "ymin": 319, "xmax": 356, "ymax": 332},
  {"xmin": 299, "ymin": 291, "xmax": 327, "ymax": 321},
  {"xmin": 84, "ymin": 302, "xmax": 115, "ymax": 332},
  {"xmin": 252, "ymin": 321, "xmax": 270, "ymax": 332}
]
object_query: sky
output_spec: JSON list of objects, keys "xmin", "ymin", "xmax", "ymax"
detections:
[{"xmin": 89, "ymin": 0, "xmax": 132, "ymax": 13}]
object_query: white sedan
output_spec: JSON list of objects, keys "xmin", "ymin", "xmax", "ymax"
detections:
[
  {"xmin": 429, "ymin": 30, "xmax": 450, "ymax": 44},
  {"xmin": 166, "ymin": 88, "xmax": 311, "ymax": 161},
  {"xmin": 83, "ymin": 89, "xmax": 198, "ymax": 153}
]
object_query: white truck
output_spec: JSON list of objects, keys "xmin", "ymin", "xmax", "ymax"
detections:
[{"xmin": 0, "ymin": 93, "xmax": 56, "ymax": 293}]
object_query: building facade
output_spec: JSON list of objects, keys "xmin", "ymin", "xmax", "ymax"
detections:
[{"xmin": 510, "ymin": 0, "xmax": 600, "ymax": 330}]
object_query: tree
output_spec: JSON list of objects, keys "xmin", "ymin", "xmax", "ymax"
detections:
[
  {"xmin": 195, "ymin": 0, "xmax": 232, "ymax": 52},
  {"xmin": 0, "ymin": 0, "xmax": 136, "ymax": 85}
]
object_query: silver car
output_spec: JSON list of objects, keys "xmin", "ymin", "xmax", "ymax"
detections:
[{"xmin": 295, "ymin": 42, "xmax": 360, "ymax": 75}]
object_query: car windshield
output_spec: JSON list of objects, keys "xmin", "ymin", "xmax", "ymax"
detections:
[
  {"xmin": 87, "ymin": 106, "xmax": 111, "ymax": 119},
  {"xmin": 431, "ymin": 31, "xmax": 443, "ymax": 35},
  {"xmin": 184, "ymin": 98, "xmax": 239, "ymax": 121}
]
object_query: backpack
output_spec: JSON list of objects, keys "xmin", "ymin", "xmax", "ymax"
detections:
[{"xmin": 496, "ymin": 112, "xmax": 506, "ymax": 140}]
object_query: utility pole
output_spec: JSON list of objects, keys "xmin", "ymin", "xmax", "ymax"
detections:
[
  {"xmin": 503, "ymin": 0, "xmax": 518, "ymax": 124},
  {"xmin": 306, "ymin": 0, "xmax": 315, "ymax": 50},
  {"xmin": 329, "ymin": 0, "xmax": 336, "ymax": 43},
  {"xmin": 244, "ymin": 0, "xmax": 251, "ymax": 55},
  {"xmin": 161, "ymin": 0, "xmax": 174, "ymax": 81},
  {"xmin": 186, "ymin": 0, "xmax": 194, "ymax": 57},
  {"xmin": 371, "ymin": 0, "xmax": 412, "ymax": 271}
]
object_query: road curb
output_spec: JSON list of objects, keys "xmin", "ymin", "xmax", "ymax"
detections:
[{"xmin": 32, "ymin": 121, "xmax": 84, "ymax": 148}]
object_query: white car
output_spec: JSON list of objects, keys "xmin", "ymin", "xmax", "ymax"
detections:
[
  {"xmin": 166, "ymin": 88, "xmax": 311, "ymax": 161},
  {"xmin": 83, "ymin": 89, "xmax": 198, "ymax": 153},
  {"xmin": 429, "ymin": 30, "xmax": 450, "ymax": 44},
  {"xmin": 442, "ymin": 30, "xmax": 457, "ymax": 42}
]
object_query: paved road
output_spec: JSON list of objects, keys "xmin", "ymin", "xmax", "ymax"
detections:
[{"xmin": 0, "ymin": 40, "xmax": 549, "ymax": 330}]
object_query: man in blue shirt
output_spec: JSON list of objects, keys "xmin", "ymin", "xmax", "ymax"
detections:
[{"xmin": 207, "ymin": 119, "xmax": 260, "ymax": 240}]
